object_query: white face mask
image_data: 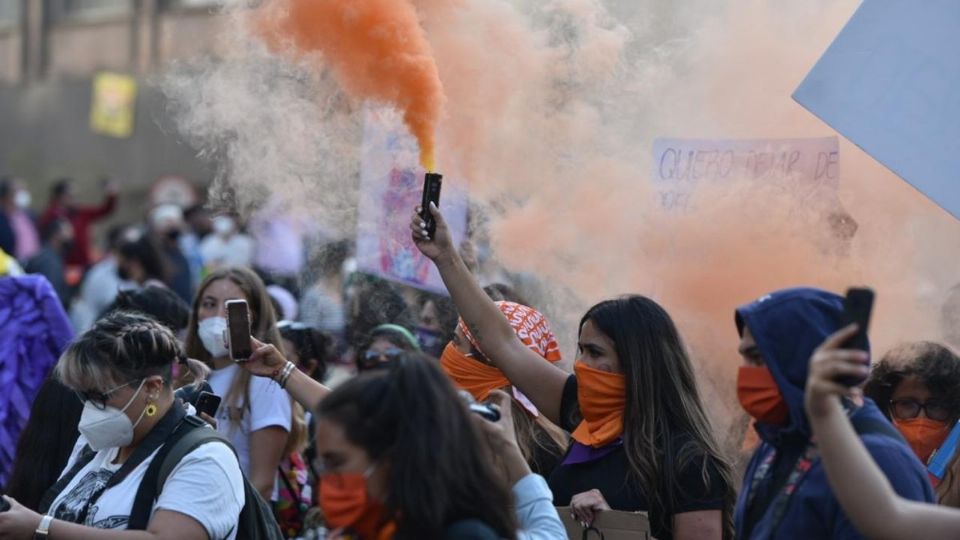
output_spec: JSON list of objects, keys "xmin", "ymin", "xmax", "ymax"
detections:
[
  {"xmin": 78, "ymin": 380, "xmax": 148, "ymax": 451},
  {"xmin": 14, "ymin": 190, "xmax": 31, "ymax": 209},
  {"xmin": 213, "ymin": 216, "xmax": 235, "ymax": 236},
  {"xmin": 198, "ymin": 316, "xmax": 229, "ymax": 358}
]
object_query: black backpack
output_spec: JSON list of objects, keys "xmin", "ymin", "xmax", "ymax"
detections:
[{"xmin": 127, "ymin": 415, "xmax": 284, "ymax": 540}]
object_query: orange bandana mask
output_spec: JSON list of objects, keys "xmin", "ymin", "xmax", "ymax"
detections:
[
  {"xmin": 893, "ymin": 417, "xmax": 951, "ymax": 464},
  {"xmin": 319, "ymin": 469, "xmax": 395, "ymax": 540},
  {"xmin": 737, "ymin": 366, "xmax": 790, "ymax": 427},
  {"xmin": 445, "ymin": 302, "xmax": 562, "ymax": 415},
  {"xmin": 440, "ymin": 343, "xmax": 509, "ymax": 403},
  {"xmin": 571, "ymin": 361, "xmax": 626, "ymax": 448}
]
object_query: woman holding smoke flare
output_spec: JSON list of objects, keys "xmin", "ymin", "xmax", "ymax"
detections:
[
  {"xmin": 410, "ymin": 203, "xmax": 735, "ymax": 540},
  {"xmin": 805, "ymin": 325, "xmax": 960, "ymax": 539}
]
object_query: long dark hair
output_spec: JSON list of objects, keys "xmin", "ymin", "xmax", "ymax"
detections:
[
  {"xmin": 582, "ymin": 295, "xmax": 735, "ymax": 538},
  {"xmin": 317, "ymin": 354, "xmax": 517, "ymax": 539},
  {"xmin": 5, "ymin": 378, "xmax": 84, "ymax": 511}
]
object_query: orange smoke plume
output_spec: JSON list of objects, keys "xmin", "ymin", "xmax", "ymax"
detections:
[{"xmin": 257, "ymin": 0, "xmax": 444, "ymax": 170}]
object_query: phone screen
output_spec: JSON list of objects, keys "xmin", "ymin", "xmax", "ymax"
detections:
[
  {"xmin": 839, "ymin": 287, "xmax": 874, "ymax": 387},
  {"xmin": 226, "ymin": 300, "xmax": 252, "ymax": 360},
  {"xmin": 195, "ymin": 391, "xmax": 222, "ymax": 418},
  {"xmin": 842, "ymin": 287, "xmax": 874, "ymax": 352}
]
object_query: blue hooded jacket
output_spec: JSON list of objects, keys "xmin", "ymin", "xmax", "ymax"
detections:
[{"xmin": 733, "ymin": 287, "xmax": 935, "ymax": 539}]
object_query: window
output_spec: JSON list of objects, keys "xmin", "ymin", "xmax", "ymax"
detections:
[
  {"xmin": 0, "ymin": 0, "xmax": 19, "ymax": 28},
  {"xmin": 49, "ymin": 0, "xmax": 133, "ymax": 22}
]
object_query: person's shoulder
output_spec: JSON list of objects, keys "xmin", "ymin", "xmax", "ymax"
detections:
[{"xmin": 442, "ymin": 519, "xmax": 501, "ymax": 540}]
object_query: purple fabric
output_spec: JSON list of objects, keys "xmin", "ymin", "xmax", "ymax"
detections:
[
  {"xmin": 0, "ymin": 275, "xmax": 74, "ymax": 486},
  {"xmin": 562, "ymin": 438, "xmax": 624, "ymax": 466}
]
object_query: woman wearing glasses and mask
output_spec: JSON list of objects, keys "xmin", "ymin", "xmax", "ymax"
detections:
[
  {"xmin": 0, "ymin": 312, "xmax": 244, "ymax": 539},
  {"xmin": 864, "ymin": 342, "xmax": 960, "ymax": 507}
]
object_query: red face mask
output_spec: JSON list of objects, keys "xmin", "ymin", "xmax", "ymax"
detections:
[
  {"xmin": 319, "ymin": 467, "xmax": 393, "ymax": 539},
  {"xmin": 737, "ymin": 366, "xmax": 790, "ymax": 427},
  {"xmin": 893, "ymin": 418, "xmax": 951, "ymax": 464}
]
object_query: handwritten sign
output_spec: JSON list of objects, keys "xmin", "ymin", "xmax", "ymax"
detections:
[
  {"xmin": 793, "ymin": 0, "xmax": 960, "ymax": 220},
  {"xmin": 356, "ymin": 108, "xmax": 467, "ymax": 294},
  {"xmin": 651, "ymin": 137, "xmax": 839, "ymax": 211}
]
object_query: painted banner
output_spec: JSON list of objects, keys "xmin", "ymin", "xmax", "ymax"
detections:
[
  {"xmin": 793, "ymin": 0, "xmax": 960, "ymax": 220},
  {"xmin": 356, "ymin": 107, "xmax": 467, "ymax": 294},
  {"xmin": 651, "ymin": 137, "xmax": 839, "ymax": 211},
  {"xmin": 90, "ymin": 72, "xmax": 138, "ymax": 138}
]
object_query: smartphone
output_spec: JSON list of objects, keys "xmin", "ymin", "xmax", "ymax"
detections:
[
  {"xmin": 457, "ymin": 390, "xmax": 501, "ymax": 422},
  {"xmin": 469, "ymin": 402, "xmax": 502, "ymax": 422},
  {"xmin": 839, "ymin": 287, "xmax": 875, "ymax": 386},
  {"xmin": 420, "ymin": 172, "xmax": 443, "ymax": 238},
  {"xmin": 226, "ymin": 299, "xmax": 253, "ymax": 361},
  {"xmin": 195, "ymin": 391, "xmax": 222, "ymax": 418}
]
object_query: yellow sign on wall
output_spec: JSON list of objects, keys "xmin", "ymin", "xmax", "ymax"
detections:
[{"xmin": 90, "ymin": 72, "xmax": 138, "ymax": 138}]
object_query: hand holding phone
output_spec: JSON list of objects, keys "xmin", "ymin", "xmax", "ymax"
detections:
[
  {"xmin": 420, "ymin": 172, "xmax": 443, "ymax": 238},
  {"xmin": 226, "ymin": 299, "xmax": 253, "ymax": 361},
  {"xmin": 195, "ymin": 391, "xmax": 222, "ymax": 419}
]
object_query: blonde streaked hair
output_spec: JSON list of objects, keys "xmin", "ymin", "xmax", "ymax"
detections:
[{"xmin": 56, "ymin": 312, "xmax": 182, "ymax": 393}]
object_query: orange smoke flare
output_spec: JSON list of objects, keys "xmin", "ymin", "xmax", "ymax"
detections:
[{"xmin": 258, "ymin": 0, "xmax": 444, "ymax": 170}]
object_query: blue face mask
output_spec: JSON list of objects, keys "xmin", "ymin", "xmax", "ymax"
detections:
[{"xmin": 414, "ymin": 326, "xmax": 445, "ymax": 357}]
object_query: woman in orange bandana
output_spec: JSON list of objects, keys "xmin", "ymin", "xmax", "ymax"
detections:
[
  {"xmin": 441, "ymin": 301, "xmax": 569, "ymax": 475},
  {"xmin": 864, "ymin": 342, "xmax": 960, "ymax": 506},
  {"xmin": 314, "ymin": 352, "xmax": 517, "ymax": 540},
  {"xmin": 411, "ymin": 205, "xmax": 734, "ymax": 540}
]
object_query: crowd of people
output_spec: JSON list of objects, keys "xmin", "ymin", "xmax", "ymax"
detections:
[{"xmin": 0, "ymin": 177, "xmax": 959, "ymax": 540}]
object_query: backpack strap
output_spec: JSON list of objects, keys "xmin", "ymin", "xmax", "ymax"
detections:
[
  {"xmin": 128, "ymin": 416, "xmax": 233, "ymax": 530},
  {"xmin": 37, "ymin": 445, "xmax": 97, "ymax": 514}
]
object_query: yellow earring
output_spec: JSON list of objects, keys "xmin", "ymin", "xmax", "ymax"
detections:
[{"xmin": 145, "ymin": 402, "xmax": 158, "ymax": 417}]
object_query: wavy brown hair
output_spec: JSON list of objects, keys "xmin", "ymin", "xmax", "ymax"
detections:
[{"xmin": 865, "ymin": 341, "xmax": 960, "ymax": 506}]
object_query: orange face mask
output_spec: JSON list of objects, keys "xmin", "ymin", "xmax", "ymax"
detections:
[
  {"xmin": 319, "ymin": 468, "xmax": 394, "ymax": 540},
  {"xmin": 893, "ymin": 418, "xmax": 951, "ymax": 464},
  {"xmin": 571, "ymin": 361, "xmax": 626, "ymax": 448},
  {"xmin": 737, "ymin": 366, "xmax": 790, "ymax": 427},
  {"xmin": 440, "ymin": 342, "xmax": 509, "ymax": 403}
]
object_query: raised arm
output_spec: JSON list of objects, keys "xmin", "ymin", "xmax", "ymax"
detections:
[
  {"xmin": 410, "ymin": 204, "xmax": 569, "ymax": 424},
  {"xmin": 805, "ymin": 325, "xmax": 960, "ymax": 540},
  {"xmin": 246, "ymin": 338, "xmax": 331, "ymax": 412}
]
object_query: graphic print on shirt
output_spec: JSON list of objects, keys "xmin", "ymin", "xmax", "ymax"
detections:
[{"xmin": 51, "ymin": 469, "xmax": 129, "ymax": 528}]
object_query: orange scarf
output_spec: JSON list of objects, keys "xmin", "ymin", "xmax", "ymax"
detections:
[
  {"xmin": 440, "ymin": 343, "xmax": 509, "ymax": 402},
  {"xmin": 571, "ymin": 361, "xmax": 626, "ymax": 447}
]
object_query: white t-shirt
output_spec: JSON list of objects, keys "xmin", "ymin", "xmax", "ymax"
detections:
[
  {"xmin": 207, "ymin": 363, "xmax": 292, "ymax": 478},
  {"xmin": 49, "ymin": 431, "xmax": 244, "ymax": 538},
  {"xmin": 199, "ymin": 234, "xmax": 255, "ymax": 270}
]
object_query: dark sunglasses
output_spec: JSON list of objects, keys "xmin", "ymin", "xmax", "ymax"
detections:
[
  {"xmin": 75, "ymin": 379, "xmax": 141, "ymax": 410},
  {"xmin": 359, "ymin": 348, "xmax": 405, "ymax": 371},
  {"xmin": 890, "ymin": 398, "xmax": 953, "ymax": 422}
]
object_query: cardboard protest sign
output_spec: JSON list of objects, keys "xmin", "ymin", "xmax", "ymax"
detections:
[
  {"xmin": 651, "ymin": 137, "xmax": 839, "ymax": 212},
  {"xmin": 556, "ymin": 507, "xmax": 654, "ymax": 540},
  {"xmin": 356, "ymin": 107, "xmax": 467, "ymax": 294},
  {"xmin": 793, "ymin": 0, "xmax": 960, "ymax": 220}
]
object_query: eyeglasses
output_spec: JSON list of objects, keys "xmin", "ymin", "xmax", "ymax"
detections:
[
  {"xmin": 890, "ymin": 398, "xmax": 953, "ymax": 422},
  {"xmin": 358, "ymin": 348, "xmax": 404, "ymax": 371},
  {"xmin": 76, "ymin": 379, "xmax": 142, "ymax": 410}
]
